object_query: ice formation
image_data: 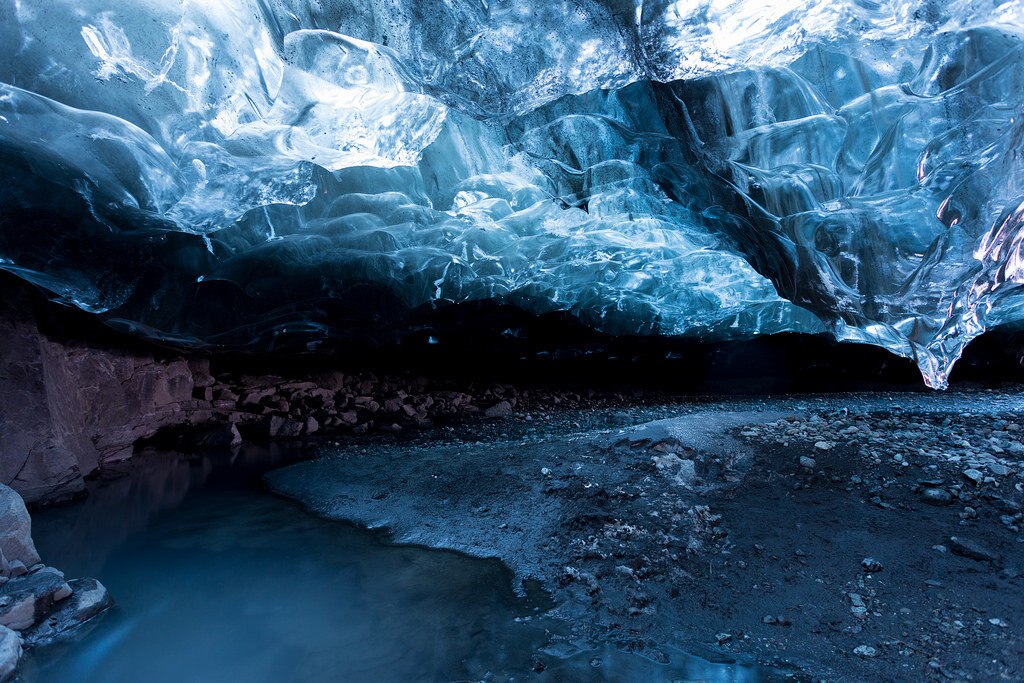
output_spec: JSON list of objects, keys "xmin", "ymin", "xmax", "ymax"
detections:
[{"xmin": 0, "ymin": 0, "xmax": 1022, "ymax": 386}]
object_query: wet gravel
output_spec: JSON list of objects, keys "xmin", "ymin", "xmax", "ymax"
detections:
[{"xmin": 268, "ymin": 387, "xmax": 1024, "ymax": 682}]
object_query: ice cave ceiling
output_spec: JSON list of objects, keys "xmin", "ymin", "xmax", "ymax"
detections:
[{"xmin": 1, "ymin": 0, "xmax": 1023, "ymax": 387}]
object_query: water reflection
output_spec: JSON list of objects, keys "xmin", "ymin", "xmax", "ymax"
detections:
[{"xmin": 32, "ymin": 445, "xmax": 299, "ymax": 579}]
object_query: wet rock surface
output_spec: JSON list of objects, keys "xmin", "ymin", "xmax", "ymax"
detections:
[
  {"xmin": 269, "ymin": 389, "xmax": 1024, "ymax": 682},
  {"xmin": 0, "ymin": 627, "xmax": 19, "ymax": 683},
  {"xmin": 0, "ymin": 485, "xmax": 111, "ymax": 681},
  {"xmin": 0, "ymin": 487, "xmax": 40, "ymax": 575},
  {"xmin": 22, "ymin": 578, "xmax": 113, "ymax": 647},
  {"xmin": 0, "ymin": 569, "xmax": 72, "ymax": 632}
]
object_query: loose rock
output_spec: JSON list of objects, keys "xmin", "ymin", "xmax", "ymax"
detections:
[
  {"xmin": 921, "ymin": 488, "xmax": 953, "ymax": 506},
  {"xmin": 948, "ymin": 536, "xmax": 1000, "ymax": 563},
  {"xmin": 861, "ymin": 557, "xmax": 883, "ymax": 573},
  {"xmin": 962, "ymin": 469, "xmax": 984, "ymax": 485},
  {"xmin": 23, "ymin": 578, "xmax": 112, "ymax": 646},
  {"xmin": 484, "ymin": 401, "xmax": 513, "ymax": 418},
  {"xmin": 853, "ymin": 645, "xmax": 878, "ymax": 658}
]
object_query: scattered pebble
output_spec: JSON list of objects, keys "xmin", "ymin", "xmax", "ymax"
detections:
[
  {"xmin": 921, "ymin": 488, "xmax": 953, "ymax": 506},
  {"xmin": 853, "ymin": 645, "xmax": 878, "ymax": 658},
  {"xmin": 861, "ymin": 557, "xmax": 883, "ymax": 573}
]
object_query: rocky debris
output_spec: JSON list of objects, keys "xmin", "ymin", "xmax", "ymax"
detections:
[
  {"xmin": 737, "ymin": 410, "xmax": 1024, "ymax": 523},
  {"xmin": 267, "ymin": 394, "xmax": 1024, "ymax": 682},
  {"xmin": 159, "ymin": 369, "xmax": 669, "ymax": 458},
  {"xmin": 0, "ymin": 484, "xmax": 111, "ymax": 679},
  {"xmin": 732, "ymin": 406, "xmax": 1024, "ymax": 680},
  {"xmin": 0, "ymin": 626, "xmax": 19, "ymax": 683},
  {"xmin": 740, "ymin": 410, "xmax": 1024, "ymax": 486},
  {"xmin": 270, "ymin": 410, "xmax": 802, "ymax": 675}
]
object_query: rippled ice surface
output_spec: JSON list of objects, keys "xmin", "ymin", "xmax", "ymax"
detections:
[
  {"xmin": 1, "ymin": 1, "xmax": 1022, "ymax": 387},
  {"xmin": 22, "ymin": 447, "xmax": 773, "ymax": 682}
]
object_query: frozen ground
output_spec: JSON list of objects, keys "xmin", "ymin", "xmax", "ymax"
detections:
[{"xmin": 269, "ymin": 388, "xmax": 1024, "ymax": 681}]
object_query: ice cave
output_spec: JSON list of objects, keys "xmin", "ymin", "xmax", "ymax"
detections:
[{"xmin": 0, "ymin": 1, "xmax": 1023, "ymax": 681}]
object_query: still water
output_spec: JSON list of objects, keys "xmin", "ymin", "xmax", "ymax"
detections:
[{"xmin": 22, "ymin": 445, "xmax": 771, "ymax": 682}]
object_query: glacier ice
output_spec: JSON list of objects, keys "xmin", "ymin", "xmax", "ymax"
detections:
[{"xmin": 0, "ymin": 0, "xmax": 1023, "ymax": 387}]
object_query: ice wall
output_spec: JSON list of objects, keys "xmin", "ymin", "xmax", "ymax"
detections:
[{"xmin": 0, "ymin": 0, "xmax": 1022, "ymax": 386}]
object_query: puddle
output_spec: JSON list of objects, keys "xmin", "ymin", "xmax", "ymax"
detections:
[{"xmin": 22, "ymin": 445, "xmax": 775, "ymax": 682}]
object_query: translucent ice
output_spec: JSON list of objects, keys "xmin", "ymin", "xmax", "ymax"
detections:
[{"xmin": 0, "ymin": 0, "xmax": 1022, "ymax": 386}]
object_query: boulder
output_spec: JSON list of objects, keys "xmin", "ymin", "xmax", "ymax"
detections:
[
  {"xmin": 484, "ymin": 401, "xmax": 513, "ymax": 418},
  {"xmin": 0, "ymin": 626, "xmax": 20, "ymax": 683},
  {"xmin": 0, "ymin": 567, "xmax": 72, "ymax": 631},
  {"xmin": 24, "ymin": 578, "xmax": 112, "ymax": 646},
  {"xmin": 269, "ymin": 416, "xmax": 304, "ymax": 438},
  {"xmin": 0, "ymin": 485, "xmax": 40, "ymax": 574}
]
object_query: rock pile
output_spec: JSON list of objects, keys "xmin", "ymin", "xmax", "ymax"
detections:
[
  {"xmin": 189, "ymin": 371, "xmax": 631, "ymax": 444},
  {"xmin": 0, "ymin": 484, "xmax": 111, "ymax": 681}
]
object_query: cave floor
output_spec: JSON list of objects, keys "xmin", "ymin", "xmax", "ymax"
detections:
[
  {"xmin": 269, "ymin": 388, "xmax": 1024, "ymax": 682},
  {"xmin": 25, "ymin": 442, "xmax": 770, "ymax": 682}
]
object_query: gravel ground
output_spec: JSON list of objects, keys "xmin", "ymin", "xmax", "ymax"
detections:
[
  {"xmin": 268, "ymin": 388, "xmax": 1024, "ymax": 682},
  {"xmin": 727, "ymin": 406, "xmax": 1023, "ymax": 681}
]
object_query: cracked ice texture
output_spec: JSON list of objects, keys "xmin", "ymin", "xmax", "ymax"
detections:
[{"xmin": 0, "ymin": 0, "xmax": 1023, "ymax": 387}]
